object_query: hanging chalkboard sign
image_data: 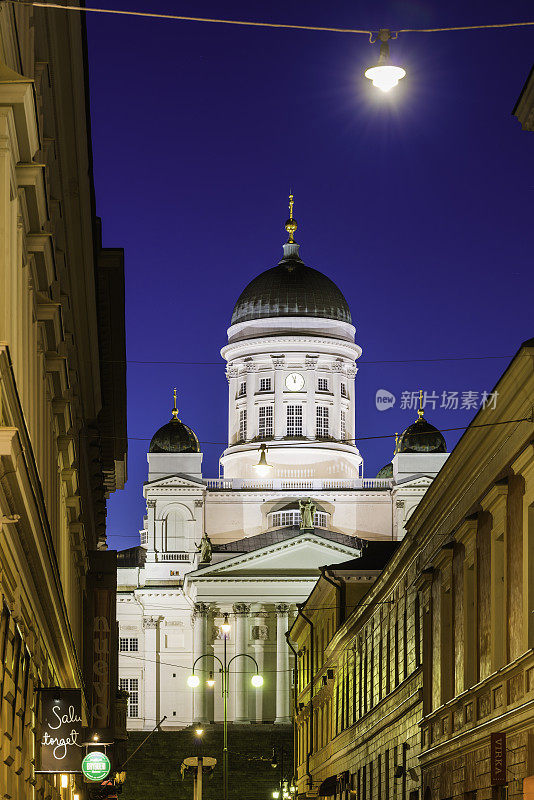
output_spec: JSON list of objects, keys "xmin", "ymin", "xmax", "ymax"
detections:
[{"xmin": 36, "ymin": 688, "xmax": 83, "ymax": 773}]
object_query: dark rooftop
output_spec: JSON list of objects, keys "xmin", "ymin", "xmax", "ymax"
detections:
[
  {"xmin": 214, "ymin": 526, "xmax": 362, "ymax": 553},
  {"xmin": 326, "ymin": 540, "xmax": 400, "ymax": 572},
  {"xmin": 117, "ymin": 545, "xmax": 147, "ymax": 568}
]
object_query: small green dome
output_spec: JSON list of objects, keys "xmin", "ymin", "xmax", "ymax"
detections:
[
  {"xmin": 149, "ymin": 417, "xmax": 200, "ymax": 454},
  {"xmin": 376, "ymin": 462, "xmax": 393, "ymax": 478},
  {"xmin": 397, "ymin": 416, "xmax": 446, "ymax": 454}
]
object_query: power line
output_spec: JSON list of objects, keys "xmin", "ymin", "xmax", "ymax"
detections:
[
  {"xmin": 7, "ymin": 1, "xmax": 534, "ymax": 38},
  {"xmin": 102, "ymin": 353, "xmax": 526, "ymax": 366}
]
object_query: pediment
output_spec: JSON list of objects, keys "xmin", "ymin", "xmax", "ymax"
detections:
[
  {"xmin": 144, "ymin": 474, "xmax": 205, "ymax": 492},
  {"xmin": 394, "ymin": 475, "xmax": 434, "ymax": 489},
  {"xmin": 186, "ymin": 533, "xmax": 360, "ymax": 580}
]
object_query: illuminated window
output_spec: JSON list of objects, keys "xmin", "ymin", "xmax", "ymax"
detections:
[
  {"xmin": 318, "ymin": 378, "xmax": 329, "ymax": 392},
  {"xmin": 259, "ymin": 377, "xmax": 272, "ymax": 392},
  {"xmin": 120, "ymin": 678, "xmax": 139, "ymax": 718},
  {"xmin": 286, "ymin": 405, "xmax": 303, "ymax": 437},
  {"xmin": 316, "ymin": 406, "xmax": 329, "ymax": 437},
  {"xmin": 258, "ymin": 406, "xmax": 273, "ymax": 438},
  {"xmin": 239, "ymin": 409, "xmax": 247, "ymax": 440},
  {"xmin": 270, "ymin": 510, "xmax": 328, "ymax": 529}
]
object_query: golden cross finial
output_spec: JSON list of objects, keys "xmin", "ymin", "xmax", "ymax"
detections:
[
  {"xmin": 394, "ymin": 432, "xmax": 399, "ymax": 453},
  {"xmin": 285, "ymin": 193, "xmax": 298, "ymax": 244},
  {"xmin": 172, "ymin": 387, "xmax": 179, "ymax": 419},
  {"xmin": 418, "ymin": 389, "xmax": 424, "ymax": 419}
]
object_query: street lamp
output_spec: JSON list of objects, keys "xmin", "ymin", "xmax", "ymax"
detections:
[
  {"xmin": 365, "ymin": 29, "xmax": 406, "ymax": 92},
  {"xmin": 188, "ymin": 619, "xmax": 263, "ymax": 800}
]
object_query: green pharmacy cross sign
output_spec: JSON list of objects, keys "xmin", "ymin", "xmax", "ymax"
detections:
[{"xmin": 81, "ymin": 751, "xmax": 111, "ymax": 782}]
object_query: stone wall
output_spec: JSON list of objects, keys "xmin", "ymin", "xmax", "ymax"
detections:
[{"xmin": 121, "ymin": 725, "xmax": 293, "ymax": 800}]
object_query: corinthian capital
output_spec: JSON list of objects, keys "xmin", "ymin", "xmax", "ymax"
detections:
[
  {"xmin": 275, "ymin": 603, "xmax": 291, "ymax": 615},
  {"xmin": 233, "ymin": 603, "xmax": 250, "ymax": 615}
]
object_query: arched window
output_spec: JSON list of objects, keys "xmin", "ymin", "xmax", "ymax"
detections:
[{"xmin": 164, "ymin": 508, "xmax": 187, "ymax": 552}]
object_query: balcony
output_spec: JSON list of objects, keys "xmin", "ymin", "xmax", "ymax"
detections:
[{"xmin": 204, "ymin": 477, "xmax": 392, "ymax": 490}]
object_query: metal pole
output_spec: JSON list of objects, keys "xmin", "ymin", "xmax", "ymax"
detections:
[
  {"xmin": 198, "ymin": 756, "xmax": 203, "ymax": 800},
  {"xmin": 223, "ymin": 632, "xmax": 228, "ymax": 800}
]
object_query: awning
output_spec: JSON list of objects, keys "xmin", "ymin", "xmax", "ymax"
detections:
[{"xmin": 318, "ymin": 776, "xmax": 338, "ymax": 797}]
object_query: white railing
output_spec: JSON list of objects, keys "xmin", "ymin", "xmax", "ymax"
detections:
[
  {"xmin": 139, "ymin": 531, "xmax": 148, "ymax": 544},
  {"xmin": 204, "ymin": 478, "xmax": 392, "ymax": 490},
  {"xmin": 159, "ymin": 553, "xmax": 190, "ymax": 562}
]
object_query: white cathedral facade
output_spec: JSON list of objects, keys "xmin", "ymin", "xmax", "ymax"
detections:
[{"xmin": 116, "ymin": 206, "xmax": 449, "ymax": 731}]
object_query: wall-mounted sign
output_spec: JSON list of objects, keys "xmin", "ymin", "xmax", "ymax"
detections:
[
  {"xmin": 37, "ymin": 688, "xmax": 83, "ymax": 773},
  {"xmin": 92, "ymin": 588, "xmax": 113, "ymax": 727},
  {"xmin": 82, "ymin": 751, "xmax": 111, "ymax": 782},
  {"xmin": 491, "ymin": 732, "xmax": 507, "ymax": 785}
]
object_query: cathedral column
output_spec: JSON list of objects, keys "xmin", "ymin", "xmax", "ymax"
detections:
[
  {"xmin": 252, "ymin": 611, "xmax": 268, "ymax": 722},
  {"xmin": 233, "ymin": 603, "xmax": 250, "ymax": 723},
  {"xmin": 193, "ymin": 603, "xmax": 210, "ymax": 723},
  {"xmin": 146, "ymin": 499, "xmax": 156, "ymax": 562},
  {"xmin": 346, "ymin": 366, "xmax": 358, "ymax": 442},
  {"xmin": 143, "ymin": 616, "xmax": 160, "ymax": 728},
  {"xmin": 226, "ymin": 365, "xmax": 239, "ymax": 445},
  {"xmin": 305, "ymin": 357, "xmax": 317, "ymax": 439},
  {"xmin": 332, "ymin": 362, "xmax": 343, "ymax": 440},
  {"xmin": 245, "ymin": 365, "xmax": 256, "ymax": 441},
  {"xmin": 272, "ymin": 358, "xmax": 285, "ymax": 439},
  {"xmin": 275, "ymin": 604, "xmax": 291, "ymax": 724}
]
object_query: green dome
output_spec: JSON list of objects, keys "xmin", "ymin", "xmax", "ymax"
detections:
[
  {"xmin": 231, "ymin": 254, "xmax": 352, "ymax": 326},
  {"xmin": 149, "ymin": 417, "xmax": 200, "ymax": 454},
  {"xmin": 397, "ymin": 416, "xmax": 446, "ymax": 454},
  {"xmin": 376, "ymin": 462, "xmax": 393, "ymax": 478}
]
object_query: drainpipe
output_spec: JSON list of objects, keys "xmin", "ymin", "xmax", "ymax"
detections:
[
  {"xmin": 319, "ymin": 565, "xmax": 346, "ymax": 626},
  {"xmin": 296, "ymin": 603, "xmax": 314, "ymax": 792},
  {"xmin": 285, "ymin": 631, "xmax": 299, "ymax": 791}
]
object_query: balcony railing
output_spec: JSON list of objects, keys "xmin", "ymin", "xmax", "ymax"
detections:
[
  {"xmin": 204, "ymin": 477, "xmax": 392, "ymax": 490},
  {"xmin": 159, "ymin": 553, "xmax": 190, "ymax": 562}
]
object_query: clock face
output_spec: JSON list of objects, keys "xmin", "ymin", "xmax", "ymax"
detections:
[{"xmin": 285, "ymin": 372, "xmax": 305, "ymax": 392}]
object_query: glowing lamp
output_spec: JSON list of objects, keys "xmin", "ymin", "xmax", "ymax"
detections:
[
  {"xmin": 364, "ymin": 64, "xmax": 406, "ymax": 92},
  {"xmin": 273, "ymin": 792, "xmax": 281, "ymax": 799},
  {"xmin": 253, "ymin": 444, "xmax": 272, "ymax": 477},
  {"xmin": 207, "ymin": 672, "xmax": 215, "ymax": 688},
  {"xmin": 365, "ymin": 29, "xmax": 406, "ymax": 93},
  {"xmin": 60, "ymin": 775, "xmax": 69, "ymax": 789},
  {"xmin": 187, "ymin": 674, "xmax": 200, "ymax": 688},
  {"xmin": 251, "ymin": 673, "xmax": 264, "ymax": 688},
  {"xmin": 195, "ymin": 727, "xmax": 204, "ymax": 737},
  {"xmin": 221, "ymin": 613, "xmax": 231, "ymax": 634}
]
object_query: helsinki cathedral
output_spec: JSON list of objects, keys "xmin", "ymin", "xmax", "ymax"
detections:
[{"xmin": 116, "ymin": 199, "xmax": 449, "ymax": 731}]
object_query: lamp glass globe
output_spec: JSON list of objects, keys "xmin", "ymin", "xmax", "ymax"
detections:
[
  {"xmin": 364, "ymin": 64, "xmax": 406, "ymax": 92},
  {"xmin": 251, "ymin": 674, "xmax": 264, "ymax": 688},
  {"xmin": 187, "ymin": 674, "xmax": 200, "ymax": 688}
]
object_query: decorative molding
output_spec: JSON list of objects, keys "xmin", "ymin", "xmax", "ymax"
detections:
[
  {"xmin": 146, "ymin": 499, "xmax": 156, "ymax": 509},
  {"xmin": 226, "ymin": 366, "xmax": 239, "ymax": 379},
  {"xmin": 233, "ymin": 602, "xmax": 251, "ymax": 615},
  {"xmin": 142, "ymin": 616, "xmax": 160, "ymax": 630},
  {"xmin": 193, "ymin": 602, "xmax": 211, "ymax": 616},
  {"xmin": 251, "ymin": 625, "xmax": 269, "ymax": 641},
  {"xmin": 275, "ymin": 603, "xmax": 291, "ymax": 614},
  {"xmin": 194, "ymin": 499, "xmax": 203, "ymax": 507}
]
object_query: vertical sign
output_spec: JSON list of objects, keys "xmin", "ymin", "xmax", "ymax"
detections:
[
  {"xmin": 37, "ymin": 688, "xmax": 83, "ymax": 773},
  {"xmin": 491, "ymin": 732, "xmax": 506, "ymax": 785},
  {"xmin": 92, "ymin": 588, "xmax": 112, "ymax": 727}
]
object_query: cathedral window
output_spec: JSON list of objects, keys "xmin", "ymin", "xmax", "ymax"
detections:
[
  {"xmin": 316, "ymin": 406, "xmax": 329, "ymax": 437},
  {"xmin": 258, "ymin": 405, "xmax": 273, "ymax": 438},
  {"xmin": 238, "ymin": 381, "xmax": 246, "ymax": 397},
  {"xmin": 119, "ymin": 637, "xmax": 139, "ymax": 652},
  {"xmin": 259, "ymin": 377, "xmax": 272, "ymax": 392},
  {"xmin": 120, "ymin": 677, "xmax": 139, "ymax": 717},
  {"xmin": 286, "ymin": 405, "xmax": 303, "ymax": 437},
  {"xmin": 318, "ymin": 377, "xmax": 329, "ymax": 392},
  {"xmin": 341, "ymin": 410, "xmax": 347, "ymax": 440},
  {"xmin": 239, "ymin": 409, "xmax": 247, "ymax": 440},
  {"xmin": 341, "ymin": 382, "xmax": 348, "ymax": 398}
]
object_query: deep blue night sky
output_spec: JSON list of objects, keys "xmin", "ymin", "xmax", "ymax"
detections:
[{"xmin": 84, "ymin": 0, "xmax": 534, "ymax": 550}]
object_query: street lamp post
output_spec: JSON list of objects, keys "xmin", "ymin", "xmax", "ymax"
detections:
[{"xmin": 188, "ymin": 615, "xmax": 263, "ymax": 800}]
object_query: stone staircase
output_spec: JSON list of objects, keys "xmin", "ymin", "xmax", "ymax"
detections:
[{"xmin": 120, "ymin": 724, "xmax": 293, "ymax": 800}]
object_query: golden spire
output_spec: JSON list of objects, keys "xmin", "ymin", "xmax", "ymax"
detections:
[
  {"xmin": 417, "ymin": 389, "xmax": 424, "ymax": 420},
  {"xmin": 172, "ymin": 387, "xmax": 179, "ymax": 419},
  {"xmin": 285, "ymin": 192, "xmax": 298, "ymax": 244},
  {"xmin": 394, "ymin": 432, "xmax": 399, "ymax": 453}
]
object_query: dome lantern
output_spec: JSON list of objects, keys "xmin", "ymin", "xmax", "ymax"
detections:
[{"xmin": 396, "ymin": 391, "xmax": 447, "ymax": 454}]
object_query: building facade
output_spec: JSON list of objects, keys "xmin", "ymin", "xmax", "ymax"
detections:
[
  {"xmin": 290, "ymin": 338, "xmax": 534, "ymax": 800},
  {"xmin": 117, "ymin": 207, "xmax": 449, "ymax": 732},
  {"xmin": 0, "ymin": 4, "xmax": 127, "ymax": 799}
]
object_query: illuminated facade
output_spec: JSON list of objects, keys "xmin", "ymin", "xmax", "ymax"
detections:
[
  {"xmin": 117, "ymin": 207, "xmax": 448, "ymax": 731},
  {"xmin": 0, "ymin": 7, "xmax": 127, "ymax": 799}
]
